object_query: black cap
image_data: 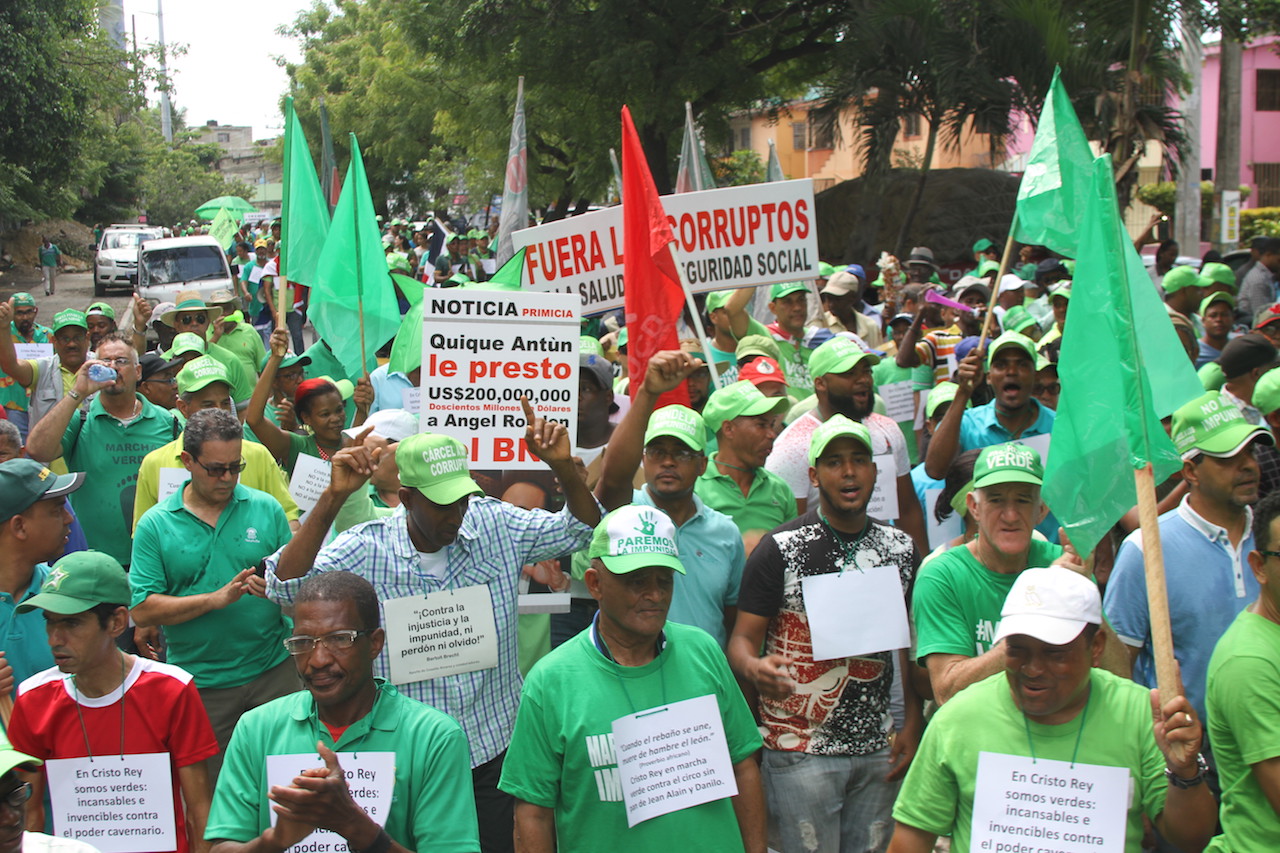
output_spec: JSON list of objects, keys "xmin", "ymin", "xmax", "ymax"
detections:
[
  {"xmin": 1218, "ymin": 332, "xmax": 1279, "ymax": 380},
  {"xmin": 1034, "ymin": 258, "xmax": 1069, "ymax": 284},
  {"xmin": 139, "ymin": 352, "xmax": 183, "ymax": 382}
]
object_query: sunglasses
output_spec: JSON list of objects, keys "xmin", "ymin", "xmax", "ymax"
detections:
[
  {"xmin": 193, "ymin": 458, "xmax": 248, "ymax": 478},
  {"xmin": 177, "ymin": 313, "xmax": 208, "ymax": 326}
]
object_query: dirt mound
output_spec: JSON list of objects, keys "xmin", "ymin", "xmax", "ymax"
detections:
[{"xmin": 2, "ymin": 220, "xmax": 95, "ymax": 267}]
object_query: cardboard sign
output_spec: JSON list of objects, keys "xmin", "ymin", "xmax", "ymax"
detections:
[
  {"xmin": 289, "ymin": 454, "xmax": 331, "ymax": 521},
  {"xmin": 45, "ymin": 753, "xmax": 177, "ymax": 852},
  {"xmin": 801, "ymin": 565, "xmax": 910, "ymax": 660},
  {"xmin": 878, "ymin": 381, "xmax": 915, "ymax": 423},
  {"xmin": 866, "ymin": 453, "xmax": 899, "ymax": 520},
  {"xmin": 402, "ymin": 387, "xmax": 421, "ymax": 415},
  {"xmin": 614, "ymin": 695, "xmax": 737, "ymax": 827},
  {"xmin": 924, "ymin": 487, "xmax": 963, "ymax": 550},
  {"xmin": 1020, "ymin": 432, "xmax": 1052, "ymax": 469},
  {"xmin": 14, "ymin": 343, "xmax": 53, "ymax": 360},
  {"xmin": 157, "ymin": 467, "xmax": 190, "ymax": 503},
  {"xmin": 512, "ymin": 180, "xmax": 819, "ymax": 315},
  {"xmin": 418, "ymin": 290, "xmax": 579, "ymax": 469},
  {"xmin": 383, "ymin": 584, "xmax": 499, "ymax": 683},
  {"xmin": 265, "ymin": 751, "xmax": 395, "ymax": 853},
  {"xmin": 971, "ymin": 752, "xmax": 1129, "ymax": 853}
]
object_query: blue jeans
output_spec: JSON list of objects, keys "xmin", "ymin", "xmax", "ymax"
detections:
[{"xmin": 762, "ymin": 747, "xmax": 899, "ymax": 853}]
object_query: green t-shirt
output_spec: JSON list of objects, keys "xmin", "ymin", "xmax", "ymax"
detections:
[
  {"xmin": 499, "ymin": 622, "xmax": 762, "ymax": 853},
  {"xmin": 285, "ymin": 431, "xmax": 323, "ymax": 478},
  {"xmin": 129, "ymin": 484, "xmax": 293, "ymax": 688},
  {"xmin": 694, "ymin": 454, "xmax": 797, "ymax": 535},
  {"xmin": 206, "ymin": 679, "xmax": 479, "ymax": 851},
  {"xmin": 913, "ymin": 539, "xmax": 1064, "ymax": 663},
  {"xmin": 203, "ymin": 341, "xmax": 256, "ymax": 403},
  {"xmin": 61, "ymin": 395, "xmax": 182, "ymax": 564},
  {"xmin": 892, "ymin": 669, "xmax": 1166, "ymax": 853},
  {"xmin": 211, "ymin": 322, "xmax": 266, "ymax": 382},
  {"xmin": 1206, "ymin": 610, "xmax": 1280, "ymax": 852}
]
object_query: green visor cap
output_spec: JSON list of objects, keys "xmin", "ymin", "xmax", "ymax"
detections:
[
  {"xmin": 808, "ymin": 414, "xmax": 873, "ymax": 467},
  {"xmin": 985, "ymin": 331, "xmax": 1038, "ymax": 370},
  {"xmin": 973, "ymin": 238, "xmax": 996, "ymax": 253},
  {"xmin": 703, "ymin": 380, "xmax": 789, "ymax": 433},
  {"xmin": 1162, "ymin": 265, "xmax": 1201, "ymax": 294},
  {"xmin": 1199, "ymin": 262, "xmax": 1236, "ymax": 290},
  {"xmin": 86, "ymin": 302, "xmax": 116, "ymax": 320},
  {"xmin": 579, "ymin": 335, "xmax": 604, "ymax": 358},
  {"xmin": 643, "ymin": 404, "xmax": 706, "ymax": 452},
  {"xmin": 809, "ymin": 336, "xmax": 880, "ymax": 378},
  {"xmin": 165, "ymin": 332, "xmax": 207, "ymax": 359},
  {"xmin": 1254, "ymin": 368, "xmax": 1280, "ymax": 416},
  {"xmin": 770, "ymin": 282, "xmax": 808, "ymax": 300},
  {"xmin": 52, "ymin": 309, "xmax": 87, "ymax": 333},
  {"xmin": 176, "ymin": 355, "xmax": 231, "ymax": 395},
  {"xmin": 1199, "ymin": 291, "xmax": 1236, "ymax": 316},
  {"xmin": 704, "ymin": 290, "xmax": 733, "ymax": 313},
  {"xmin": 17, "ymin": 550, "xmax": 130, "ymax": 615},
  {"xmin": 258, "ymin": 352, "xmax": 312, "ymax": 372},
  {"xmin": 1171, "ymin": 391, "xmax": 1274, "ymax": 460},
  {"xmin": 396, "ymin": 433, "xmax": 484, "ymax": 504},
  {"xmin": 588, "ymin": 505, "xmax": 684, "ymax": 575},
  {"xmin": 818, "ymin": 262, "xmax": 837, "ymax": 278},
  {"xmin": 925, "ymin": 381, "xmax": 969, "ymax": 419},
  {"xmin": 976, "ymin": 259, "xmax": 1001, "ymax": 278},
  {"xmin": 973, "ymin": 442, "xmax": 1044, "ymax": 489},
  {"xmin": 1002, "ymin": 305, "xmax": 1038, "ymax": 335},
  {"xmin": 12, "ymin": 292, "xmax": 36, "ymax": 308},
  {"xmin": 735, "ymin": 334, "xmax": 782, "ymax": 363}
]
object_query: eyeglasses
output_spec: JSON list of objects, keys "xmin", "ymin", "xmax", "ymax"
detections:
[
  {"xmin": 1033, "ymin": 382, "xmax": 1061, "ymax": 396},
  {"xmin": 0, "ymin": 782, "xmax": 31, "ymax": 810},
  {"xmin": 1258, "ymin": 550, "xmax": 1280, "ymax": 560},
  {"xmin": 643, "ymin": 446, "xmax": 703, "ymax": 463},
  {"xmin": 99, "ymin": 357, "xmax": 135, "ymax": 368},
  {"xmin": 193, "ymin": 458, "xmax": 247, "ymax": 478},
  {"xmin": 142, "ymin": 376, "xmax": 177, "ymax": 385},
  {"xmin": 176, "ymin": 313, "xmax": 208, "ymax": 326},
  {"xmin": 283, "ymin": 629, "xmax": 370, "ymax": 656}
]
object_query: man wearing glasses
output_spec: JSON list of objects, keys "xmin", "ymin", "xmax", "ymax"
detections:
[
  {"xmin": 24, "ymin": 332, "xmax": 182, "ymax": 569},
  {"xmin": 134, "ymin": 292, "xmax": 255, "ymax": 409},
  {"xmin": 206, "ymin": 572, "xmax": 479, "ymax": 853},
  {"xmin": 0, "ymin": 733, "xmax": 99, "ymax": 853},
  {"xmin": 130, "ymin": 408, "xmax": 297, "ymax": 780}
]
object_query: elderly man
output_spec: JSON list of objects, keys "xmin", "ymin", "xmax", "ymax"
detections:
[
  {"xmin": 263, "ymin": 403, "xmax": 599, "ymax": 853},
  {"xmin": 888, "ymin": 567, "xmax": 1217, "ymax": 853},
  {"xmin": 206, "ymin": 573, "xmax": 479, "ymax": 853},
  {"xmin": 500, "ymin": 505, "xmax": 765, "ymax": 853}
]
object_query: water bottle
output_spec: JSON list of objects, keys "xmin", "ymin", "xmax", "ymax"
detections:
[{"xmin": 88, "ymin": 364, "xmax": 117, "ymax": 384}]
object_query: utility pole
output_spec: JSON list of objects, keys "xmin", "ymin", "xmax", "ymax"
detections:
[
  {"xmin": 1215, "ymin": 27, "xmax": 1243, "ymax": 251},
  {"xmin": 157, "ymin": 0, "xmax": 173, "ymax": 144}
]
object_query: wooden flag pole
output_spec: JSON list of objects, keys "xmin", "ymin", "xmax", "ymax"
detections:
[
  {"xmin": 1134, "ymin": 463, "xmax": 1180, "ymax": 705},
  {"xmin": 978, "ymin": 216, "xmax": 1019, "ymax": 350},
  {"xmin": 0, "ymin": 693, "xmax": 12, "ymax": 729},
  {"xmin": 668, "ymin": 243, "xmax": 723, "ymax": 387},
  {"xmin": 276, "ymin": 274, "xmax": 290, "ymax": 346}
]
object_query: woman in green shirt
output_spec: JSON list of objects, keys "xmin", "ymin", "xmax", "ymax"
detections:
[{"xmin": 249, "ymin": 328, "xmax": 371, "ymax": 475}]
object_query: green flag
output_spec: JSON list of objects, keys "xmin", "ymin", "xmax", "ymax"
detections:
[
  {"xmin": 467, "ymin": 247, "xmax": 525, "ymax": 290},
  {"xmin": 1041, "ymin": 155, "xmax": 1204, "ymax": 555},
  {"xmin": 310, "ymin": 134, "xmax": 401, "ymax": 380},
  {"xmin": 1011, "ymin": 68, "xmax": 1094, "ymax": 257},
  {"xmin": 390, "ymin": 272, "xmax": 426, "ymax": 308},
  {"xmin": 388, "ymin": 297, "xmax": 423, "ymax": 376},
  {"xmin": 209, "ymin": 207, "xmax": 238, "ymax": 250},
  {"xmin": 280, "ymin": 97, "xmax": 331, "ymax": 286}
]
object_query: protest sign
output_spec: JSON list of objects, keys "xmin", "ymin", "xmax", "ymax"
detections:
[
  {"xmin": 382, "ymin": 585, "xmax": 500, "ymax": 683},
  {"xmin": 419, "ymin": 290, "xmax": 578, "ymax": 468},
  {"xmin": 45, "ymin": 753, "xmax": 176, "ymax": 852},
  {"xmin": 512, "ymin": 179, "xmax": 818, "ymax": 314},
  {"xmin": 265, "ymin": 752, "xmax": 395, "ymax": 853}
]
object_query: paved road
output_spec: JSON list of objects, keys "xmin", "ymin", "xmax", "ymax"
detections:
[{"xmin": 0, "ymin": 269, "xmax": 135, "ymax": 322}]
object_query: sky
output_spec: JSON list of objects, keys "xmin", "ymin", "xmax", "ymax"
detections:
[{"xmin": 121, "ymin": 0, "xmax": 311, "ymax": 140}]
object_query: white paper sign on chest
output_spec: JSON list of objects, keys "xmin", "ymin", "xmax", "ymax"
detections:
[
  {"xmin": 382, "ymin": 584, "xmax": 500, "ymax": 683},
  {"xmin": 44, "ymin": 752, "xmax": 177, "ymax": 853},
  {"xmin": 265, "ymin": 751, "xmax": 396, "ymax": 853}
]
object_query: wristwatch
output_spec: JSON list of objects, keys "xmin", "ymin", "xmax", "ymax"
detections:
[
  {"xmin": 1165, "ymin": 753, "xmax": 1210, "ymax": 788},
  {"xmin": 349, "ymin": 829, "xmax": 391, "ymax": 853}
]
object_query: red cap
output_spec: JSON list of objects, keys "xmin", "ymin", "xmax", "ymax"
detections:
[{"xmin": 740, "ymin": 357, "xmax": 785, "ymax": 387}]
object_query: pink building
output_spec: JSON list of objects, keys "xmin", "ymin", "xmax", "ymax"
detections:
[{"xmin": 1201, "ymin": 36, "xmax": 1280, "ymax": 208}]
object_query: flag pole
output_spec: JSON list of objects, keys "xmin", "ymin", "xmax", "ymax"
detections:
[
  {"xmin": 278, "ymin": 98, "xmax": 296, "ymax": 351},
  {"xmin": 668, "ymin": 243, "xmax": 722, "ymax": 387},
  {"xmin": 978, "ymin": 214, "xmax": 1018, "ymax": 350},
  {"xmin": 0, "ymin": 693, "xmax": 12, "ymax": 728},
  {"xmin": 350, "ymin": 133, "xmax": 370, "ymax": 382},
  {"xmin": 1134, "ymin": 463, "xmax": 1180, "ymax": 704}
]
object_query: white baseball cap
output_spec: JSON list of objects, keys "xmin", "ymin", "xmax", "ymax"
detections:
[
  {"xmin": 997, "ymin": 274, "xmax": 1027, "ymax": 294},
  {"xmin": 343, "ymin": 408, "xmax": 419, "ymax": 443},
  {"xmin": 992, "ymin": 567, "xmax": 1102, "ymax": 647}
]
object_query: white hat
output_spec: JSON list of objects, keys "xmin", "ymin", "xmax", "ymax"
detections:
[
  {"xmin": 344, "ymin": 408, "xmax": 419, "ymax": 443},
  {"xmin": 997, "ymin": 274, "xmax": 1027, "ymax": 294},
  {"xmin": 992, "ymin": 567, "xmax": 1102, "ymax": 646}
]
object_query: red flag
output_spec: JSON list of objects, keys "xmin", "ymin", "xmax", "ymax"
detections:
[{"xmin": 621, "ymin": 105, "xmax": 689, "ymax": 407}]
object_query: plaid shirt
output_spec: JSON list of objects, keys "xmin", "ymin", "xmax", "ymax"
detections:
[{"xmin": 265, "ymin": 496, "xmax": 594, "ymax": 767}]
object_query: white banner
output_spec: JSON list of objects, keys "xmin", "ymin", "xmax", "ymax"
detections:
[
  {"xmin": 512, "ymin": 179, "xmax": 819, "ymax": 315},
  {"xmin": 45, "ymin": 753, "xmax": 176, "ymax": 852},
  {"xmin": 419, "ymin": 289, "xmax": 579, "ymax": 469}
]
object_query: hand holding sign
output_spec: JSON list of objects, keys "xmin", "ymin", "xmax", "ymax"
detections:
[
  {"xmin": 270, "ymin": 742, "xmax": 379, "ymax": 845},
  {"xmin": 522, "ymin": 396, "xmax": 571, "ymax": 466}
]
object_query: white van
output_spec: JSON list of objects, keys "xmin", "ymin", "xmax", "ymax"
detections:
[
  {"xmin": 137, "ymin": 236, "xmax": 234, "ymax": 304},
  {"xmin": 94, "ymin": 224, "xmax": 164, "ymax": 296}
]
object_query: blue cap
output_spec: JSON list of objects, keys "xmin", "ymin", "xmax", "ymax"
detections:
[{"xmin": 845, "ymin": 264, "xmax": 867, "ymax": 282}]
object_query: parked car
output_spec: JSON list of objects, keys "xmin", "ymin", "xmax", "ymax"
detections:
[
  {"xmin": 94, "ymin": 224, "xmax": 164, "ymax": 296},
  {"xmin": 137, "ymin": 236, "xmax": 234, "ymax": 305}
]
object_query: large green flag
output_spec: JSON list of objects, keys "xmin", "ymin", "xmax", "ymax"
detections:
[
  {"xmin": 1011, "ymin": 68, "xmax": 1094, "ymax": 258},
  {"xmin": 388, "ymin": 298, "xmax": 423, "ymax": 376},
  {"xmin": 280, "ymin": 97, "xmax": 331, "ymax": 286},
  {"xmin": 1041, "ymin": 155, "xmax": 1204, "ymax": 555},
  {"xmin": 310, "ymin": 133, "xmax": 401, "ymax": 380},
  {"xmin": 208, "ymin": 207, "xmax": 238, "ymax": 250},
  {"xmin": 470, "ymin": 247, "xmax": 525, "ymax": 290}
]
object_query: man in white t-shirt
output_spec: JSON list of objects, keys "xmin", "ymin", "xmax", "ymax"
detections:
[{"xmin": 765, "ymin": 336, "xmax": 927, "ymax": 550}]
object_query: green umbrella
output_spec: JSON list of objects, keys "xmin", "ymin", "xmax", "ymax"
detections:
[{"xmin": 195, "ymin": 195, "xmax": 256, "ymax": 220}]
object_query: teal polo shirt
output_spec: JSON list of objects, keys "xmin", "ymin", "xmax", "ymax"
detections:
[
  {"xmin": 695, "ymin": 453, "xmax": 797, "ymax": 536},
  {"xmin": 957, "ymin": 399, "xmax": 1059, "ymax": 542},
  {"xmin": 61, "ymin": 394, "xmax": 182, "ymax": 565},
  {"xmin": 2, "ymin": 564, "xmax": 53, "ymax": 688},
  {"xmin": 206, "ymin": 679, "xmax": 479, "ymax": 852},
  {"xmin": 633, "ymin": 488, "xmax": 745, "ymax": 648},
  {"xmin": 130, "ymin": 484, "xmax": 293, "ymax": 689}
]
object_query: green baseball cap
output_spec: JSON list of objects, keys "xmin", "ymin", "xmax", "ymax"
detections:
[
  {"xmin": 0, "ymin": 732, "xmax": 41, "ymax": 775},
  {"xmin": 85, "ymin": 302, "xmax": 116, "ymax": 320},
  {"xmin": 1162, "ymin": 265, "xmax": 1201, "ymax": 295},
  {"xmin": 1049, "ymin": 285, "xmax": 1072, "ymax": 302},
  {"xmin": 705, "ymin": 290, "xmax": 733, "ymax": 313},
  {"xmin": 1171, "ymin": 391, "xmax": 1273, "ymax": 460},
  {"xmin": 579, "ymin": 335, "xmax": 604, "ymax": 359},
  {"xmin": 925, "ymin": 381, "xmax": 969, "ymax": 419},
  {"xmin": 17, "ymin": 551, "xmax": 130, "ymax": 615},
  {"xmin": 1199, "ymin": 262, "xmax": 1236, "ymax": 291},
  {"xmin": 0, "ymin": 459, "xmax": 84, "ymax": 524},
  {"xmin": 12, "ymin": 292, "xmax": 36, "ymax": 308},
  {"xmin": 977, "ymin": 259, "xmax": 1001, "ymax": 278},
  {"xmin": 318, "ymin": 375, "xmax": 355, "ymax": 401},
  {"xmin": 818, "ymin": 262, "xmax": 837, "ymax": 278},
  {"xmin": 1199, "ymin": 291, "xmax": 1236, "ymax": 315},
  {"xmin": 395, "ymin": 433, "xmax": 484, "ymax": 504},
  {"xmin": 973, "ymin": 442, "xmax": 1044, "ymax": 489},
  {"xmin": 587, "ymin": 505, "xmax": 684, "ymax": 575},
  {"xmin": 1002, "ymin": 305, "xmax": 1038, "ymax": 335},
  {"xmin": 770, "ymin": 282, "xmax": 808, "ymax": 300},
  {"xmin": 1254, "ymin": 369, "xmax": 1280, "ymax": 416},
  {"xmin": 808, "ymin": 414, "xmax": 873, "ymax": 467},
  {"xmin": 258, "ymin": 351, "xmax": 312, "ymax": 372},
  {"xmin": 809, "ymin": 336, "xmax": 880, "ymax": 379},
  {"xmin": 702, "ymin": 380, "xmax": 789, "ymax": 433},
  {"xmin": 735, "ymin": 334, "xmax": 782, "ymax": 364},
  {"xmin": 643, "ymin": 405, "xmax": 706, "ymax": 452},
  {"xmin": 165, "ymin": 332, "xmax": 207, "ymax": 359},
  {"xmin": 617, "ymin": 327, "xmax": 629, "ymax": 351},
  {"xmin": 176, "ymin": 355, "xmax": 232, "ymax": 395},
  {"xmin": 985, "ymin": 331, "xmax": 1038, "ymax": 370},
  {"xmin": 973, "ymin": 238, "xmax": 996, "ymax": 253},
  {"xmin": 52, "ymin": 309, "xmax": 87, "ymax": 333}
]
